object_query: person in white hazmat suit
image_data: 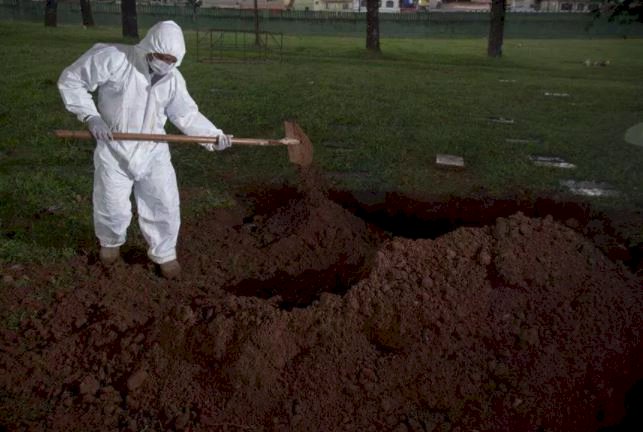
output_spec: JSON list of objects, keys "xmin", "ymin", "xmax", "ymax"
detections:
[{"xmin": 58, "ymin": 21, "xmax": 230, "ymax": 279}]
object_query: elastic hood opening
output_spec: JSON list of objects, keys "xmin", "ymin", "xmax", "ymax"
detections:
[{"xmin": 136, "ymin": 21, "xmax": 186, "ymax": 67}]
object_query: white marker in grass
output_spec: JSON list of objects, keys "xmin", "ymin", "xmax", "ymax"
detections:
[{"xmin": 436, "ymin": 154, "xmax": 465, "ymax": 168}]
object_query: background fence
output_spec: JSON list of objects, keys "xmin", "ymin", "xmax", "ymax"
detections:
[{"xmin": 1, "ymin": 0, "xmax": 642, "ymax": 38}]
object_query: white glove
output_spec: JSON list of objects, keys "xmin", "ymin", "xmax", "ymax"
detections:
[
  {"xmin": 202, "ymin": 134, "xmax": 232, "ymax": 152},
  {"xmin": 85, "ymin": 115, "xmax": 113, "ymax": 141}
]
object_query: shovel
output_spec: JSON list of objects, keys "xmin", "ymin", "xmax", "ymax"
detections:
[{"xmin": 54, "ymin": 120, "xmax": 313, "ymax": 167}]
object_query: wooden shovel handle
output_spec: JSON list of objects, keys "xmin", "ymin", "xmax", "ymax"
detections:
[{"xmin": 53, "ymin": 130, "xmax": 298, "ymax": 146}]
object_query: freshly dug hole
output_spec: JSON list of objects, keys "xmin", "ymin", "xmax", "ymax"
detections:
[{"xmin": 330, "ymin": 189, "xmax": 641, "ymax": 273}]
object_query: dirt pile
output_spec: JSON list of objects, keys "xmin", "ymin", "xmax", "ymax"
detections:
[
  {"xmin": 0, "ymin": 187, "xmax": 641, "ymax": 431},
  {"xmin": 181, "ymin": 182, "xmax": 382, "ymax": 308}
]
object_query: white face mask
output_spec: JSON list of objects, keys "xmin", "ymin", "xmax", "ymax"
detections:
[{"xmin": 148, "ymin": 56, "xmax": 175, "ymax": 75}]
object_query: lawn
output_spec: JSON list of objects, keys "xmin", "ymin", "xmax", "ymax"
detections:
[{"xmin": 1, "ymin": 21, "xmax": 642, "ymax": 264}]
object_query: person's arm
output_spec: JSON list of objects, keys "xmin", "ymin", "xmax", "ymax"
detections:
[
  {"xmin": 57, "ymin": 44, "xmax": 125, "ymax": 123},
  {"xmin": 166, "ymin": 73, "xmax": 231, "ymax": 151}
]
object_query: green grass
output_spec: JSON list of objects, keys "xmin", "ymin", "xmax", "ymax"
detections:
[{"xmin": 1, "ymin": 21, "xmax": 642, "ymax": 265}]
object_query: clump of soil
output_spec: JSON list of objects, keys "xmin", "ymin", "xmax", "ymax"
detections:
[{"xmin": 0, "ymin": 181, "xmax": 641, "ymax": 431}]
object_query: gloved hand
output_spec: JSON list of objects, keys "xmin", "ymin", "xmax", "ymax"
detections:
[
  {"xmin": 201, "ymin": 134, "xmax": 232, "ymax": 152},
  {"xmin": 85, "ymin": 115, "xmax": 113, "ymax": 141}
]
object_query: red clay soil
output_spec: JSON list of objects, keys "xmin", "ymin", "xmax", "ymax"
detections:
[{"xmin": 0, "ymin": 180, "xmax": 641, "ymax": 431}]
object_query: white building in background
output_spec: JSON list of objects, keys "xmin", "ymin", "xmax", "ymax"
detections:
[
  {"xmin": 510, "ymin": 0, "xmax": 535, "ymax": 11},
  {"xmin": 197, "ymin": 0, "xmax": 410, "ymax": 12},
  {"xmin": 354, "ymin": 0, "xmax": 401, "ymax": 12},
  {"xmin": 199, "ymin": 0, "xmax": 290, "ymax": 9},
  {"xmin": 509, "ymin": 0, "xmax": 600, "ymax": 11},
  {"xmin": 150, "ymin": 0, "xmax": 600, "ymax": 11},
  {"xmin": 535, "ymin": 0, "xmax": 600, "ymax": 12},
  {"xmin": 311, "ymin": 0, "xmax": 354, "ymax": 12},
  {"xmin": 296, "ymin": 0, "xmax": 403, "ymax": 12}
]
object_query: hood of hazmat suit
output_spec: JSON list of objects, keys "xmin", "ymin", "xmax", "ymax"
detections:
[
  {"xmin": 136, "ymin": 21, "xmax": 186, "ymax": 67},
  {"xmin": 58, "ymin": 20, "xmax": 222, "ymax": 180}
]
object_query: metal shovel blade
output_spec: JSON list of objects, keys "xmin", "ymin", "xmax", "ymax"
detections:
[{"xmin": 284, "ymin": 121, "xmax": 313, "ymax": 167}]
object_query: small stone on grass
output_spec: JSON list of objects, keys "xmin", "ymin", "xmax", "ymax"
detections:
[
  {"xmin": 544, "ymin": 92, "xmax": 570, "ymax": 97},
  {"xmin": 529, "ymin": 156, "xmax": 576, "ymax": 169},
  {"xmin": 489, "ymin": 117, "xmax": 515, "ymax": 124},
  {"xmin": 436, "ymin": 154, "xmax": 465, "ymax": 168},
  {"xmin": 560, "ymin": 180, "xmax": 619, "ymax": 197}
]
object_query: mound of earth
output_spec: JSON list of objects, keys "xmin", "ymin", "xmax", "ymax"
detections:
[{"xmin": 0, "ymin": 185, "xmax": 641, "ymax": 432}]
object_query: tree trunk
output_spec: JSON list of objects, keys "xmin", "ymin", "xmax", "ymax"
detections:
[
  {"xmin": 80, "ymin": 0, "xmax": 94, "ymax": 27},
  {"xmin": 44, "ymin": 0, "xmax": 57, "ymax": 27},
  {"xmin": 254, "ymin": 0, "xmax": 261, "ymax": 46},
  {"xmin": 366, "ymin": 0, "xmax": 380, "ymax": 52},
  {"xmin": 487, "ymin": 0, "xmax": 506, "ymax": 57},
  {"xmin": 121, "ymin": 0, "xmax": 139, "ymax": 39}
]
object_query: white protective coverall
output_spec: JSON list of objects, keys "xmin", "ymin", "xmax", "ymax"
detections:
[{"xmin": 58, "ymin": 21, "xmax": 224, "ymax": 264}]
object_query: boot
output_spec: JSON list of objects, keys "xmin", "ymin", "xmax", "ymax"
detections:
[
  {"xmin": 99, "ymin": 246, "xmax": 120, "ymax": 266},
  {"xmin": 160, "ymin": 260, "xmax": 181, "ymax": 279}
]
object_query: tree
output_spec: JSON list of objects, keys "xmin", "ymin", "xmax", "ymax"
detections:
[
  {"xmin": 44, "ymin": 0, "xmax": 57, "ymax": 27},
  {"xmin": 186, "ymin": 0, "xmax": 202, "ymax": 22},
  {"xmin": 591, "ymin": 0, "xmax": 643, "ymax": 24},
  {"xmin": 487, "ymin": 0, "xmax": 506, "ymax": 57},
  {"xmin": 121, "ymin": 0, "xmax": 139, "ymax": 39},
  {"xmin": 366, "ymin": 0, "xmax": 380, "ymax": 52},
  {"xmin": 254, "ymin": 0, "xmax": 261, "ymax": 46},
  {"xmin": 80, "ymin": 0, "xmax": 94, "ymax": 27}
]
